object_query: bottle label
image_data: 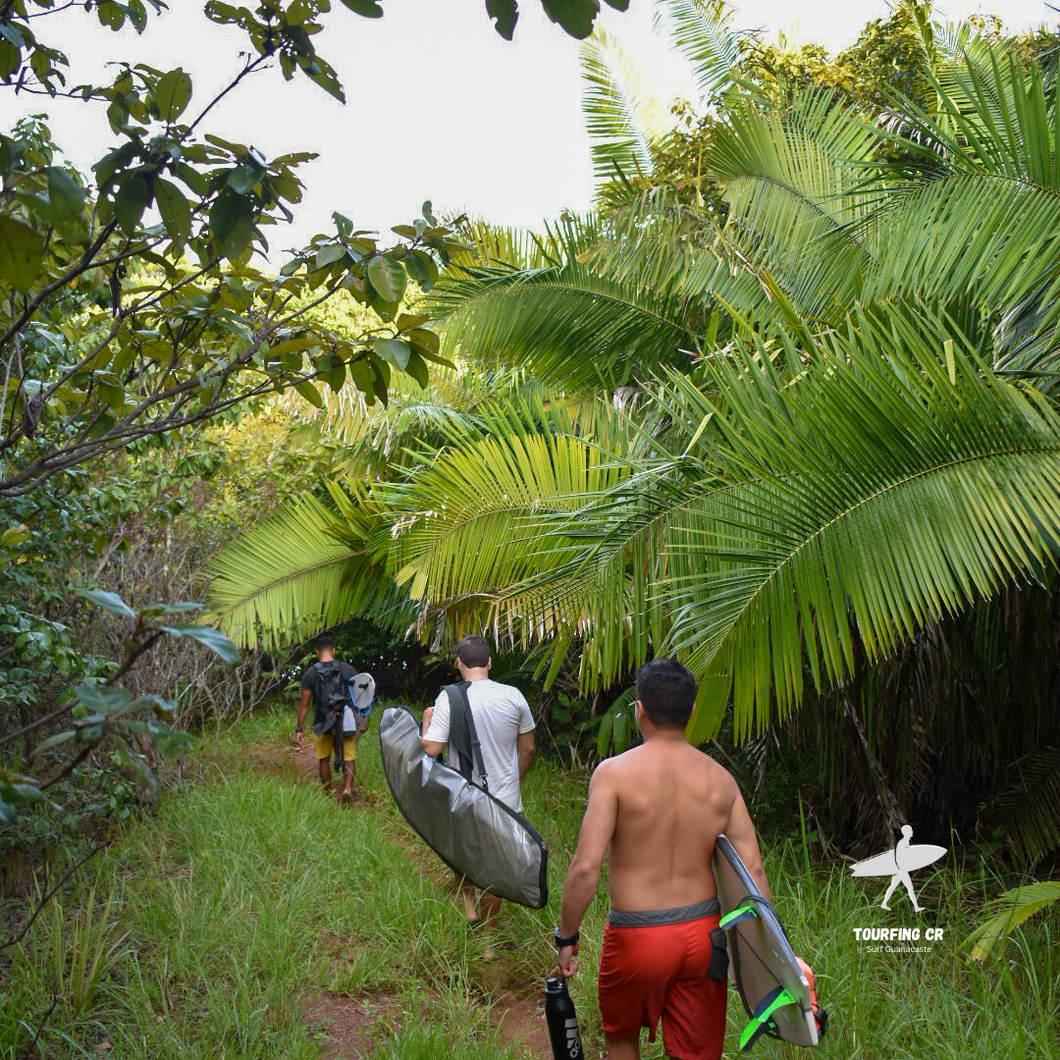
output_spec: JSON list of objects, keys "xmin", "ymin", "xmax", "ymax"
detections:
[{"xmin": 565, "ymin": 1017, "xmax": 582, "ymax": 1058}]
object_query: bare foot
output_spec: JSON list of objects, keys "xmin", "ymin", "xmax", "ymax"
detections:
[{"xmin": 338, "ymin": 790, "xmax": 353, "ymax": 806}]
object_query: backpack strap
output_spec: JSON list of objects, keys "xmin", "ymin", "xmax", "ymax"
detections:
[{"xmin": 444, "ymin": 681, "xmax": 489, "ymax": 793}]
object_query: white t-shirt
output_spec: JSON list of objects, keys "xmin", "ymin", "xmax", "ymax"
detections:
[{"xmin": 425, "ymin": 679, "xmax": 535, "ymax": 811}]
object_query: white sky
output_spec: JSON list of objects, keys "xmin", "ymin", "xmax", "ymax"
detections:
[{"xmin": 5, "ymin": 0, "xmax": 1052, "ymax": 253}]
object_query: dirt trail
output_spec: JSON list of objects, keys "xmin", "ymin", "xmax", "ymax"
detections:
[
  {"xmin": 249, "ymin": 742, "xmax": 554, "ymax": 1060},
  {"xmin": 300, "ymin": 989, "xmax": 553, "ymax": 1060},
  {"xmin": 302, "ymin": 991, "xmax": 404, "ymax": 1060}
]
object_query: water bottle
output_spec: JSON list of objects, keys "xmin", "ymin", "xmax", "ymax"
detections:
[{"xmin": 544, "ymin": 976, "xmax": 584, "ymax": 1060}]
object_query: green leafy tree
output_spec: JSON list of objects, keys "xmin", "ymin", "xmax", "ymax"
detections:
[
  {"xmin": 0, "ymin": 0, "xmax": 633, "ymax": 501},
  {"xmin": 1, "ymin": 589, "xmax": 238, "ymax": 826}
]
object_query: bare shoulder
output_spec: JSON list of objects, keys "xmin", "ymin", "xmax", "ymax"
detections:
[
  {"xmin": 693, "ymin": 747, "xmax": 739, "ymax": 800},
  {"xmin": 590, "ymin": 756, "xmax": 620, "ymax": 787},
  {"xmin": 696, "ymin": 747, "xmax": 733, "ymax": 777},
  {"xmin": 598, "ymin": 743, "xmax": 650, "ymax": 777}
]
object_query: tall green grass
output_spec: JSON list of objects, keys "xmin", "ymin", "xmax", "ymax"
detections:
[{"xmin": 2, "ymin": 704, "xmax": 1057, "ymax": 1059}]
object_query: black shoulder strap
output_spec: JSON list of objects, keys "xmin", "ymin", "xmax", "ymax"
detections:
[{"xmin": 444, "ymin": 681, "xmax": 488, "ymax": 793}]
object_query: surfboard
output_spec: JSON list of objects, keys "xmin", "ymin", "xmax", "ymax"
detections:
[
  {"xmin": 713, "ymin": 834, "xmax": 820, "ymax": 1048},
  {"xmin": 343, "ymin": 672, "xmax": 376, "ymax": 737},
  {"xmin": 849, "ymin": 844, "xmax": 946, "ymax": 877},
  {"xmin": 378, "ymin": 705, "xmax": 548, "ymax": 909}
]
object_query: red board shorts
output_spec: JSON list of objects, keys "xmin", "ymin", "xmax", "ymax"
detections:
[{"xmin": 598, "ymin": 899, "xmax": 728, "ymax": 1060}]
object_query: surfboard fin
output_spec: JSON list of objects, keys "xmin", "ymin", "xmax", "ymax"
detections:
[{"xmin": 739, "ymin": 986, "xmax": 798, "ymax": 1051}]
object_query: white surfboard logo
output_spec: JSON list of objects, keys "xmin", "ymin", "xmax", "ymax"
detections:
[{"xmin": 850, "ymin": 825, "xmax": 946, "ymax": 911}]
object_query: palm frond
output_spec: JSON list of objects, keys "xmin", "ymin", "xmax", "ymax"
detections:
[
  {"xmin": 703, "ymin": 91, "xmax": 880, "ymax": 317},
  {"xmin": 376, "ymin": 393, "xmax": 677, "ymax": 688},
  {"xmin": 206, "ymin": 491, "xmax": 387, "ymax": 651},
  {"xmin": 452, "ymin": 217, "xmax": 562, "ymax": 271},
  {"xmin": 382, "ymin": 399, "xmax": 629, "ymax": 612},
  {"xmin": 375, "ymin": 372, "xmax": 716, "ymax": 692},
  {"xmin": 860, "ymin": 173, "xmax": 1060, "ymax": 358},
  {"xmin": 580, "ymin": 190, "xmax": 778, "ymax": 327},
  {"xmin": 428, "ymin": 214, "xmax": 702, "ymax": 391},
  {"xmin": 978, "ymin": 748, "xmax": 1060, "ymax": 867},
  {"xmin": 929, "ymin": 18, "xmax": 995, "ymax": 65},
  {"xmin": 653, "ymin": 0, "xmax": 745, "ymax": 104},
  {"xmin": 596, "ymin": 686, "xmax": 638, "ymax": 756},
  {"xmin": 964, "ymin": 881, "xmax": 1060, "ymax": 960},
  {"xmin": 661, "ymin": 309, "xmax": 1060, "ymax": 741},
  {"xmin": 926, "ymin": 46, "xmax": 1054, "ymax": 180},
  {"xmin": 580, "ymin": 28, "xmax": 669, "ymax": 187},
  {"xmin": 858, "ymin": 50, "xmax": 1060, "ymax": 367}
]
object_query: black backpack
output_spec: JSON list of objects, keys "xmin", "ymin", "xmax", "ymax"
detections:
[{"xmin": 314, "ymin": 661, "xmax": 348, "ymax": 709}]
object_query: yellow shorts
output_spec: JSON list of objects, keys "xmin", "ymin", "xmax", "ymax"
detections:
[{"xmin": 314, "ymin": 733, "xmax": 357, "ymax": 762}]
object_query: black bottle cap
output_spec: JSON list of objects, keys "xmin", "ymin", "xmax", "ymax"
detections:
[{"xmin": 545, "ymin": 976, "xmax": 564, "ymax": 994}]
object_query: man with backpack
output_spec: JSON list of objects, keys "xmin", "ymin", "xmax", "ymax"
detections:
[
  {"xmin": 295, "ymin": 635, "xmax": 363, "ymax": 803},
  {"xmin": 420, "ymin": 634, "xmax": 536, "ymax": 942}
]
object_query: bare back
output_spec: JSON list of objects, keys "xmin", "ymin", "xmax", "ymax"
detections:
[{"xmin": 601, "ymin": 737, "xmax": 769, "ymax": 910}]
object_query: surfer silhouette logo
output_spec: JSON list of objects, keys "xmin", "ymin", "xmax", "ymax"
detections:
[{"xmin": 850, "ymin": 825, "xmax": 946, "ymax": 911}]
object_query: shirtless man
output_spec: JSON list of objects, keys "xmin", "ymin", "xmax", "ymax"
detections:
[{"xmin": 556, "ymin": 658, "xmax": 771, "ymax": 1060}]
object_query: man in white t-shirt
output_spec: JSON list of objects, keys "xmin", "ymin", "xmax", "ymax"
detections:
[{"xmin": 420, "ymin": 634, "xmax": 536, "ymax": 936}]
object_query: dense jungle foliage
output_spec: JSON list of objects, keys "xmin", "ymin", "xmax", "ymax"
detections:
[
  {"xmin": 3, "ymin": 4, "xmax": 1060, "ymax": 1054},
  {"xmin": 210, "ymin": 0, "xmax": 1060, "ymax": 873}
]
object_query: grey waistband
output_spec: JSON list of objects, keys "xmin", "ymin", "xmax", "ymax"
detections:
[{"xmin": 607, "ymin": 898, "xmax": 721, "ymax": 928}]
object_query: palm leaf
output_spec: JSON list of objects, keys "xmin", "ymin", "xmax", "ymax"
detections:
[
  {"xmin": 662, "ymin": 309, "xmax": 1060, "ymax": 741},
  {"xmin": 862, "ymin": 176, "xmax": 1060, "ymax": 375},
  {"xmin": 653, "ymin": 0, "xmax": 746, "ymax": 104},
  {"xmin": 452, "ymin": 217, "xmax": 562, "ymax": 271},
  {"xmin": 205, "ymin": 491, "xmax": 389, "ymax": 651},
  {"xmin": 964, "ymin": 881, "xmax": 1060, "ymax": 960},
  {"xmin": 580, "ymin": 28, "xmax": 669, "ymax": 187},
  {"xmin": 978, "ymin": 748, "xmax": 1060, "ymax": 867},
  {"xmin": 927, "ymin": 46, "xmax": 1053, "ymax": 180},
  {"xmin": 703, "ymin": 90, "xmax": 880, "ymax": 317},
  {"xmin": 858, "ymin": 47, "xmax": 1060, "ymax": 368},
  {"xmin": 579, "ymin": 190, "xmax": 779, "ymax": 328},
  {"xmin": 382, "ymin": 400, "xmax": 629, "ymax": 614},
  {"xmin": 428, "ymin": 215, "xmax": 702, "ymax": 391}
]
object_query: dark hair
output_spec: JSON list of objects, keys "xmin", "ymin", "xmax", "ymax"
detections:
[
  {"xmin": 635, "ymin": 658, "xmax": 696, "ymax": 730},
  {"xmin": 314, "ymin": 634, "xmax": 335, "ymax": 653},
  {"xmin": 456, "ymin": 634, "xmax": 491, "ymax": 669}
]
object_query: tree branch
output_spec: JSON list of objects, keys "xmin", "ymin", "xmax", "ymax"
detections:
[
  {"xmin": 0, "ymin": 221, "xmax": 117, "ymax": 356},
  {"xmin": 0, "ymin": 701, "xmax": 76, "ymax": 748},
  {"xmin": 185, "ymin": 52, "xmax": 270, "ymax": 139},
  {"xmin": 40, "ymin": 743, "xmax": 94, "ymax": 790},
  {"xmin": 104, "ymin": 629, "xmax": 164, "ymax": 686}
]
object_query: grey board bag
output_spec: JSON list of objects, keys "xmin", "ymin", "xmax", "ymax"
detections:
[{"xmin": 378, "ymin": 701, "xmax": 548, "ymax": 909}]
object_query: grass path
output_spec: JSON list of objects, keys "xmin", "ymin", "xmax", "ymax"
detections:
[
  {"xmin": 2, "ymin": 704, "xmax": 1059, "ymax": 1060},
  {"xmin": 247, "ymin": 729, "xmax": 556, "ymax": 1059}
]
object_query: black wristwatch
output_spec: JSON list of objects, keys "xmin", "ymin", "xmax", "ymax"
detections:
[
  {"xmin": 554, "ymin": 926, "xmax": 579, "ymax": 948},
  {"xmin": 294, "ymin": 727, "xmax": 303, "ymax": 733}
]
